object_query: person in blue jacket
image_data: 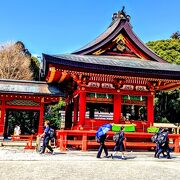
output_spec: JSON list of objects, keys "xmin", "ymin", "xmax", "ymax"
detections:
[
  {"xmin": 97, "ymin": 133, "xmax": 108, "ymax": 158},
  {"xmin": 39, "ymin": 120, "xmax": 54, "ymax": 154}
]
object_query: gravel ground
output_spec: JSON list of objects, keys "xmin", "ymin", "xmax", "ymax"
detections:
[{"xmin": 0, "ymin": 147, "xmax": 180, "ymax": 180}]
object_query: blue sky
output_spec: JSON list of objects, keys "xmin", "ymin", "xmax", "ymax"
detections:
[{"xmin": 0, "ymin": 0, "xmax": 180, "ymax": 56}]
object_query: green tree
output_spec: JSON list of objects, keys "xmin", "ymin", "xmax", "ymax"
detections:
[
  {"xmin": 30, "ymin": 56, "xmax": 40, "ymax": 80},
  {"xmin": 16, "ymin": 41, "xmax": 40, "ymax": 81},
  {"xmin": 147, "ymin": 39, "xmax": 180, "ymax": 64},
  {"xmin": 171, "ymin": 31, "xmax": 180, "ymax": 39},
  {"xmin": 44, "ymin": 100, "xmax": 65, "ymax": 129},
  {"xmin": 147, "ymin": 37, "xmax": 180, "ymax": 124}
]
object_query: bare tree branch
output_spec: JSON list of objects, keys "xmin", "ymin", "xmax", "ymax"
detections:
[{"xmin": 0, "ymin": 42, "xmax": 33, "ymax": 80}]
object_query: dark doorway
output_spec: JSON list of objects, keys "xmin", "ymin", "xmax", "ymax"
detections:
[{"xmin": 4, "ymin": 109, "xmax": 39, "ymax": 138}]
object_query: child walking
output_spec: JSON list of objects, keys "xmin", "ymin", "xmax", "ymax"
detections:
[{"xmin": 111, "ymin": 126, "xmax": 126, "ymax": 160}]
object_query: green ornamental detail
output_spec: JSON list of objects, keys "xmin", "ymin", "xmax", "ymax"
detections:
[
  {"xmin": 122, "ymin": 95, "xmax": 146, "ymax": 101},
  {"xmin": 87, "ymin": 93, "xmax": 113, "ymax": 99}
]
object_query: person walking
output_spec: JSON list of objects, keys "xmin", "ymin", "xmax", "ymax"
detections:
[
  {"xmin": 154, "ymin": 127, "xmax": 166, "ymax": 158},
  {"xmin": 39, "ymin": 120, "xmax": 54, "ymax": 154},
  {"xmin": 111, "ymin": 126, "xmax": 126, "ymax": 160},
  {"xmin": 156, "ymin": 128, "xmax": 171, "ymax": 159},
  {"xmin": 96, "ymin": 133, "xmax": 108, "ymax": 158}
]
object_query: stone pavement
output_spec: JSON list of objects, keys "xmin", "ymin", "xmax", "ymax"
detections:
[{"xmin": 0, "ymin": 147, "xmax": 180, "ymax": 180}]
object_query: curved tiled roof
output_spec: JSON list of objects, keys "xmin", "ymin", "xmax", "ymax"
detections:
[
  {"xmin": 72, "ymin": 15, "xmax": 166, "ymax": 63},
  {"xmin": 73, "ymin": 19, "xmax": 121, "ymax": 53},
  {"xmin": 0, "ymin": 79, "xmax": 64, "ymax": 96},
  {"xmin": 43, "ymin": 54, "xmax": 180, "ymax": 80}
]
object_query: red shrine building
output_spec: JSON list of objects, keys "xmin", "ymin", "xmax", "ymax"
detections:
[
  {"xmin": 42, "ymin": 9, "xmax": 180, "ymax": 132},
  {"xmin": 0, "ymin": 79, "xmax": 63, "ymax": 137},
  {"xmin": 1, "ymin": 9, "xmax": 180, "ymax": 142}
]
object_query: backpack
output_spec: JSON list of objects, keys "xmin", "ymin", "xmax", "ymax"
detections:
[
  {"xmin": 48, "ymin": 128, "xmax": 55, "ymax": 139},
  {"xmin": 151, "ymin": 133, "xmax": 158, "ymax": 143},
  {"xmin": 156, "ymin": 133, "xmax": 167, "ymax": 145},
  {"xmin": 113, "ymin": 133, "xmax": 120, "ymax": 143}
]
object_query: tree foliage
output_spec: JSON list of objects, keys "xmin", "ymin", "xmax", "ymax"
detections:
[
  {"xmin": 171, "ymin": 31, "xmax": 180, "ymax": 39},
  {"xmin": 30, "ymin": 56, "xmax": 40, "ymax": 80},
  {"xmin": 44, "ymin": 100, "xmax": 65, "ymax": 130},
  {"xmin": 154, "ymin": 91, "xmax": 180, "ymax": 124},
  {"xmin": 0, "ymin": 41, "xmax": 40, "ymax": 80},
  {"xmin": 147, "ymin": 38, "xmax": 180, "ymax": 64},
  {"xmin": 147, "ymin": 35, "xmax": 180, "ymax": 124},
  {"xmin": 0, "ymin": 42, "xmax": 33, "ymax": 80}
]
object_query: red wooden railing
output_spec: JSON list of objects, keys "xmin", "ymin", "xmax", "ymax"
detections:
[
  {"xmin": 56, "ymin": 130, "xmax": 180, "ymax": 152},
  {"xmin": 11, "ymin": 135, "xmax": 36, "ymax": 149}
]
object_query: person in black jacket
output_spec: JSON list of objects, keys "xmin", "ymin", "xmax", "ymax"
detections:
[
  {"xmin": 111, "ymin": 126, "xmax": 125, "ymax": 160},
  {"xmin": 156, "ymin": 128, "xmax": 171, "ymax": 159},
  {"xmin": 96, "ymin": 133, "xmax": 108, "ymax": 158},
  {"xmin": 154, "ymin": 127, "xmax": 165, "ymax": 158}
]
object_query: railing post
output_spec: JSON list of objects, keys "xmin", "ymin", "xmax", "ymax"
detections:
[
  {"xmin": 64, "ymin": 133, "xmax": 67, "ymax": 151},
  {"xmin": 174, "ymin": 136, "xmax": 179, "ymax": 153},
  {"xmin": 36, "ymin": 135, "xmax": 41, "ymax": 152},
  {"xmin": 82, "ymin": 133, "xmax": 87, "ymax": 151},
  {"xmin": 59, "ymin": 134, "xmax": 64, "ymax": 151},
  {"xmin": 30, "ymin": 135, "xmax": 33, "ymax": 149},
  {"xmin": 24, "ymin": 135, "xmax": 33, "ymax": 149}
]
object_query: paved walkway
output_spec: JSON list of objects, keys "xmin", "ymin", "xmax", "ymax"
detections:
[{"xmin": 0, "ymin": 147, "xmax": 180, "ymax": 180}]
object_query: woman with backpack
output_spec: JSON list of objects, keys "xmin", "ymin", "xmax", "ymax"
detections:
[
  {"xmin": 111, "ymin": 126, "xmax": 126, "ymax": 160},
  {"xmin": 39, "ymin": 120, "xmax": 54, "ymax": 155}
]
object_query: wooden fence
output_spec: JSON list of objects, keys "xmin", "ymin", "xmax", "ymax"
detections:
[{"xmin": 56, "ymin": 130, "xmax": 180, "ymax": 152}]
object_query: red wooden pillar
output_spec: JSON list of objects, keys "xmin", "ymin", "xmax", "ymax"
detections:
[
  {"xmin": 73, "ymin": 97, "xmax": 78, "ymax": 126},
  {"xmin": 0, "ymin": 99, "xmax": 5, "ymax": 136},
  {"xmin": 38, "ymin": 98, "xmax": 44, "ymax": 135},
  {"xmin": 147, "ymin": 95, "xmax": 154, "ymax": 126},
  {"xmin": 79, "ymin": 91, "xmax": 86, "ymax": 126},
  {"xmin": 113, "ymin": 94, "xmax": 121, "ymax": 124}
]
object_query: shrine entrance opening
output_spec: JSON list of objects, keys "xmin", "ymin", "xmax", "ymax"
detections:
[
  {"xmin": 4, "ymin": 109, "xmax": 39, "ymax": 138},
  {"xmin": 86, "ymin": 103, "xmax": 113, "ymax": 120},
  {"xmin": 121, "ymin": 95, "xmax": 147, "ymax": 122}
]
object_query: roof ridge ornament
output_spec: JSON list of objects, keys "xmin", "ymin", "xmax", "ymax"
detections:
[{"xmin": 112, "ymin": 6, "xmax": 131, "ymax": 22}]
